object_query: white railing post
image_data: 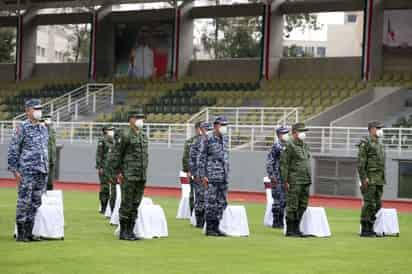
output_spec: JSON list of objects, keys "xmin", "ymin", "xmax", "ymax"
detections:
[
  {"xmin": 186, "ymin": 123, "xmax": 191, "ymax": 140},
  {"xmin": 68, "ymin": 94, "xmax": 72, "ymax": 113},
  {"xmin": 110, "ymin": 85, "xmax": 114, "ymax": 105},
  {"xmin": 89, "ymin": 123, "xmax": 93, "ymax": 144},
  {"xmin": 86, "ymin": 84, "xmax": 90, "ymax": 105},
  {"xmin": 75, "ymin": 103, "xmax": 79, "ymax": 120},
  {"xmin": 206, "ymin": 108, "xmax": 209, "ymax": 122},
  {"xmin": 283, "ymin": 109, "xmax": 287, "ymax": 125},
  {"xmin": 251, "ymin": 127, "xmax": 255, "ymax": 152},
  {"xmin": 168, "ymin": 125, "xmax": 172, "ymax": 148},
  {"xmin": 296, "ymin": 108, "xmax": 299, "ymax": 123},
  {"xmin": 260, "ymin": 109, "xmax": 264, "ymax": 132},
  {"xmin": 93, "ymin": 94, "xmax": 96, "ymax": 113},
  {"xmin": 0, "ymin": 123, "xmax": 4, "ymax": 144},
  {"xmin": 235, "ymin": 108, "xmax": 239, "ymax": 131},
  {"xmin": 70, "ymin": 122, "xmax": 74, "ymax": 144},
  {"xmin": 50, "ymin": 103, "xmax": 54, "ymax": 114},
  {"xmin": 398, "ymin": 128, "xmax": 402, "ymax": 154},
  {"xmin": 346, "ymin": 128, "xmax": 350, "ymax": 155},
  {"xmin": 56, "ymin": 111, "xmax": 60, "ymax": 125},
  {"xmin": 321, "ymin": 128, "xmax": 325, "ymax": 153},
  {"xmin": 146, "ymin": 124, "xmax": 151, "ymax": 141},
  {"xmin": 329, "ymin": 127, "xmax": 333, "ymax": 151}
]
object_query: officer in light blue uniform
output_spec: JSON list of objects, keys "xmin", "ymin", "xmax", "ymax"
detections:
[
  {"xmin": 8, "ymin": 99, "xmax": 49, "ymax": 242},
  {"xmin": 266, "ymin": 126, "xmax": 289, "ymax": 228},
  {"xmin": 199, "ymin": 117, "xmax": 230, "ymax": 237}
]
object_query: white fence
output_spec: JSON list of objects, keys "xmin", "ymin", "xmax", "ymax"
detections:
[
  {"xmin": 13, "ymin": 83, "xmax": 114, "ymax": 122},
  {"xmin": 188, "ymin": 107, "xmax": 302, "ymax": 129},
  {"xmin": 0, "ymin": 121, "xmax": 411, "ymax": 154}
]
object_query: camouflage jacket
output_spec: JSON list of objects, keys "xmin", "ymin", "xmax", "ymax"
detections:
[
  {"xmin": 198, "ymin": 132, "xmax": 230, "ymax": 182},
  {"xmin": 8, "ymin": 120, "xmax": 49, "ymax": 174},
  {"xmin": 280, "ymin": 138, "xmax": 311, "ymax": 185},
  {"xmin": 95, "ymin": 135, "xmax": 114, "ymax": 171},
  {"xmin": 48, "ymin": 126, "xmax": 57, "ymax": 167},
  {"xmin": 266, "ymin": 141, "xmax": 286, "ymax": 183},
  {"xmin": 189, "ymin": 134, "xmax": 206, "ymax": 177},
  {"xmin": 182, "ymin": 136, "xmax": 196, "ymax": 173},
  {"xmin": 357, "ymin": 136, "xmax": 386, "ymax": 185},
  {"xmin": 111, "ymin": 127, "xmax": 148, "ymax": 181}
]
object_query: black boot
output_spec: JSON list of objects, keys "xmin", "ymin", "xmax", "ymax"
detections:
[
  {"xmin": 285, "ymin": 219, "xmax": 300, "ymax": 237},
  {"xmin": 16, "ymin": 223, "xmax": 28, "ymax": 242},
  {"xmin": 99, "ymin": 200, "xmax": 105, "ymax": 214},
  {"xmin": 295, "ymin": 220, "xmax": 304, "ymax": 237},
  {"xmin": 360, "ymin": 221, "xmax": 375, "ymax": 237},
  {"xmin": 119, "ymin": 220, "xmax": 130, "ymax": 240},
  {"xmin": 272, "ymin": 212, "xmax": 282, "ymax": 228},
  {"xmin": 214, "ymin": 220, "xmax": 226, "ymax": 237},
  {"xmin": 25, "ymin": 221, "xmax": 42, "ymax": 241},
  {"xmin": 128, "ymin": 220, "xmax": 140, "ymax": 241},
  {"xmin": 196, "ymin": 211, "xmax": 205, "ymax": 228},
  {"xmin": 206, "ymin": 221, "xmax": 218, "ymax": 237}
]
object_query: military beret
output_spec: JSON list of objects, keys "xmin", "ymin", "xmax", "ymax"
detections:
[
  {"xmin": 368, "ymin": 120, "xmax": 384, "ymax": 129},
  {"xmin": 276, "ymin": 126, "xmax": 289, "ymax": 135},
  {"xmin": 292, "ymin": 122, "xmax": 309, "ymax": 132},
  {"xmin": 214, "ymin": 116, "xmax": 228, "ymax": 125},
  {"xmin": 128, "ymin": 111, "xmax": 145, "ymax": 120},
  {"xmin": 25, "ymin": 99, "xmax": 42, "ymax": 109}
]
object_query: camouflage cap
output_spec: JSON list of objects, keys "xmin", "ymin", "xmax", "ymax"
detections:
[
  {"xmin": 214, "ymin": 116, "xmax": 228, "ymax": 125},
  {"xmin": 368, "ymin": 120, "xmax": 384, "ymax": 129},
  {"xmin": 25, "ymin": 99, "xmax": 42, "ymax": 109},
  {"xmin": 276, "ymin": 126, "xmax": 289, "ymax": 135},
  {"xmin": 292, "ymin": 122, "xmax": 309, "ymax": 132}
]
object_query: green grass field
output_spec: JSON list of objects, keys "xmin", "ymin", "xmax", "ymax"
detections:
[{"xmin": 0, "ymin": 188, "xmax": 411, "ymax": 274}]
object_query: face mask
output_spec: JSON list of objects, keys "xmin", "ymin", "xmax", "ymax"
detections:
[
  {"xmin": 107, "ymin": 131, "xmax": 114, "ymax": 138},
  {"xmin": 298, "ymin": 132, "xmax": 306, "ymax": 141},
  {"xmin": 33, "ymin": 110, "xmax": 42, "ymax": 120},
  {"xmin": 281, "ymin": 134, "xmax": 290, "ymax": 142},
  {"xmin": 376, "ymin": 129, "xmax": 384, "ymax": 138},
  {"xmin": 135, "ymin": 119, "xmax": 144, "ymax": 129},
  {"xmin": 219, "ymin": 126, "xmax": 228, "ymax": 135}
]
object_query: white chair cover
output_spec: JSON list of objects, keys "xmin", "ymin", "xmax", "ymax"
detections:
[
  {"xmin": 15, "ymin": 190, "xmax": 65, "ymax": 239},
  {"xmin": 263, "ymin": 176, "xmax": 273, "ymax": 227},
  {"xmin": 104, "ymin": 204, "xmax": 112, "ymax": 218},
  {"xmin": 176, "ymin": 171, "xmax": 191, "ymax": 219},
  {"xmin": 284, "ymin": 207, "xmax": 331, "ymax": 237},
  {"xmin": 204, "ymin": 205, "xmax": 250, "ymax": 237},
  {"xmin": 115, "ymin": 204, "xmax": 168, "ymax": 239},
  {"xmin": 374, "ymin": 208, "xmax": 400, "ymax": 236}
]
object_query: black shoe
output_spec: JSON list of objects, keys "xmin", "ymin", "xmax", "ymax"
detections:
[
  {"xmin": 119, "ymin": 221, "xmax": 130, "ymax": 240},
  {"xmin": 295, "ymin": 221, "xmax": 304, "ymax": 237},
  {"xmin": 25, "ymin": 221, "xmax": 42, "ymax": 241},
  {"xmin": 16, "ymin": 223, "xmax": 29, "ymax": 242},
  {"xmin": 206, "ymin": 221, "xmax": 219, "ymax": 237},
  {"xmin": 214, "ymin": 220, "xmax": 226, "ymax": 237},
  {"xmin": 285, "ymin": 220, "xmax": 300, "ymax": 237},
  {"xmin": 360, "ymin": 221, "xmax": 376, "ymax": 237},
  {"xmin": 195, "ymin": 212, "xmax": 205, "ymax": 228},
  {"xmin": 128, "ymin": 221, "xmax": 141, "ymax": 241}
]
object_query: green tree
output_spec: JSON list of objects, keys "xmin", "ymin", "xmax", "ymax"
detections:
[
  {"xmin": 68, "ymin": 24, "xmax": 90, "ymax": 62},
  {"xmin": 0, "ymin": 28, "xmax": 16, "ymax": 63}
]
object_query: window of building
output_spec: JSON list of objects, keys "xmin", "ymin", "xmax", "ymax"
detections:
[
  {"xmin": 41, "ymin": 47, "xmax": 46, "ymax": 57},
  {"xmin": 317, "ymin": 47, "xmax": 326, "ymax": 57},
  {"xmin": 398, "ymin": 161, "xmax": 412, "ymax": 198},
  {"xmin": 347, "ymin": 14, "xmax": 357, "ymax": 23}
]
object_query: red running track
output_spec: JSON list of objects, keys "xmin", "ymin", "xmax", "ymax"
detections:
[{"xmin": 1, "ymin": 179, "xmax": 412, "ymax": 213}]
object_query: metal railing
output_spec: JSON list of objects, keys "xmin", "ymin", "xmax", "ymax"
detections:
[
  {"xmin": 13, "ymin": 83, "xmax": 114, "ymax": 122},
  {"xmin": 0, "ymin": 121, "xmax": 411, "ymax": 154},
  {"xmin": 188, "ymin": 107, "xmax": 302, "ymax": 129}
]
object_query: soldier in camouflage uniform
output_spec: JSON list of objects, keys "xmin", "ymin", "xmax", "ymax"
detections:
[
  {"xmin": 112, "ymin": 111, "xmax": 148, "ymax": 241},
  {"xmin": 43, "ymin": 114, "xmax": 57, "ymax": 191},
  {"xmin": 358, "ymin": 121, "xmax": 386, "ymax": 237},
  {"xmin": 189, "ymin": 121, "xmax": 211, "ymax": 228},
  {"xmin": 280, "ymin": 123, "xmax": 311, "ymax": 237},
  {"xmin": 199, "ymin": 116, "xmax": 230, "ymax": 237},
  {"xmin": 96, "ymin": 126, "xmax": 114, "ymax": 214},
  {"xmin": 8, "ymin": 99, "xmax": 49, "ymax": 242},
  {"xmin": 266, "ymin": 126, "xmax": 290, "ymax": 228},
  {"xmin": 182, "ymin": 122, "xmax": 201, "ymax": 213}
]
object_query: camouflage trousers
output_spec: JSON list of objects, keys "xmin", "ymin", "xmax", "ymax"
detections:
[
  {"xmin": 46, "ymin": 164, "xmax": 55, "ymax": 191},
  {"xmin": 361, "ymin": 185, "xmax": 383, "ymax": 225},
  {"xmin": 119, "ymin": 179, "xmax": 146, "ymax": 222},
  {"xmin": 98, "ymin": 173, "xmax": 110, "ymax": 207},
  {"xmin": 272, "ymin": 184, "xmax": 286, "ymax": 223},
  {"xmin": 286, "ymin": 184, "xmax": 310, "ymax": 222},
  {"xmin": 205, "ymin": 181, "xmax": 228, "ymax": 223},
  {"xmin": 16, "ymin": 172, "xmax": 47, "ymax": 223},
  {"xmin": 189, "ymin": 180, "xmax": 194, "ymax": 213},
  {"xmin": 109, "ymin": 182, "xmax": 118, "ymax": 212},
  {"xmin": 193, "ymin": 180, "xmax": 206, "ymax": 214}
]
